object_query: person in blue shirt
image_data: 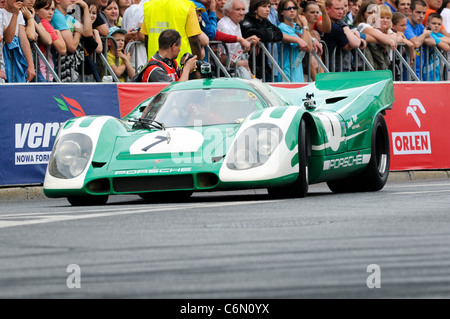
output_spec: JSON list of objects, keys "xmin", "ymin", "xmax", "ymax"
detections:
[
  {"xmin": 190, "ymin": 0, "xmax": 218, "ymax": 40},
  {"xmin": 423, "ymin": 12, "xmax": 450, "ymax": 80},
  {"xmin": 404, "ymin": 0, "xmax": 434, "ymax": 79},
  {"xmin": 267, "ymin": 0, "xmax": 280, "ymax": 80},
  {"xmin": 277, "ymin": 0, "xmax": 312, "ymax": 82},
  {"xmin": 384, "ymin": 0, "xmax": 398, "ymax": 12}
]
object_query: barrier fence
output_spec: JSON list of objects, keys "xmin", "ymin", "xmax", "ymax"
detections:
[
  {"xmin": 3, "ymin": 35, "xmax": 450, "ymax": 83},
  {"xmin": 1, "ymin": 81, "xmax": 449, "ymax": 187}
]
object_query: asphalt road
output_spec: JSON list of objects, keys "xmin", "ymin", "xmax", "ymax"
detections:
[{"xmin": 1, "ymin": 178, "xmax": 450, "ymax": 300}]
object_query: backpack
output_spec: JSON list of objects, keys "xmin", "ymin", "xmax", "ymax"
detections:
[
  {"xmin": 129, "ymin": 58, "xmax": 181, "ymax": 82},
  {"xmin": 129, "ymin": 60, "xmax": 167, "ymax": 82}
]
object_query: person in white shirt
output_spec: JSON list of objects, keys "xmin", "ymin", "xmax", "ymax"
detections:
[
  {"xmin": 217, "ymin": 0, "xmax": 260, "ymax": 78},
  {"xmin": 121, "ymin": 0, "xmax": 149, "ymax": 73}
]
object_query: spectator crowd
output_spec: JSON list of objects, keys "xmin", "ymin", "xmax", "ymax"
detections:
[{"xmin": 1, "ymin": 0, "xmax": 450, "ymax": 83}]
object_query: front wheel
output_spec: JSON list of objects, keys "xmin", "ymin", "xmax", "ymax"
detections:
[
  {"xmin": 327, "ymin": 113, "xmax": 390, "ymax": 193},
  {"xmin": 67, "ymin": 195, "xmax": 109, "ymax": 206},
  {"xmin": 268, "ymin": 118, "xmax": 310, "ymax": 198}
]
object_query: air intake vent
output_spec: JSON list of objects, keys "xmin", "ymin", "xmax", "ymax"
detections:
[
  {"xmin": 113, "ymin": 175, "xmax": 194, "ymax": 193},
  {"xmin": 325, "ymin": 97, "xmax": 347, "ymax": 104},
  {"xmin": 92, "ymin": 161, "xmax": 106, "ymax": 168}
]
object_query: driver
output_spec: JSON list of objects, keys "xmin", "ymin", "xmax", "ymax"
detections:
[{"xmin": 183, "ymin": 92, "xmax": 224, "ymax": 125}]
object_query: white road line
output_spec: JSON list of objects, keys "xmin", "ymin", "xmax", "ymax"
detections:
[
  {"xmin": 387, "ymin": 183, "xmax": 450, "ymax": 188},
  {"xmin": 393, "ymin": 189, "xmax": 450, "ymax": 195},
  {"xmin": 0, "ymin": 200, "xmax": 275, "ymax": 229},
  {"xmin": 0, "ymin": 204, "xmax": 205, "ymax": 218}
]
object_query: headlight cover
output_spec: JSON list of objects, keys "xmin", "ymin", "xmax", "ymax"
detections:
[
  {"xmin": 48, "ymin": 133, "xmax": 93, "ymax": 179},
  {"xmin": 227, "ymin": 123, "xmax": 283, "ymax": 170}
]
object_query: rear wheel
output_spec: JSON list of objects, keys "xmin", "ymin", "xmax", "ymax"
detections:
[
  {"xmin": 268, "ymin": 118, "xmax": 310, "ymax": 198},
  {"xmin": 327, "ymin": 113, "xmax": 390, "ymax": 193},
  {"xmin": 67, "ymin": 195, "xmax": 109, "ymax": 206}
]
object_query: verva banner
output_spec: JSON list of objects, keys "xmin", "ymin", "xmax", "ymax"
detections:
[{"xmin": 0, "ymin": 84, "xmax": 120, "ymax": 186}]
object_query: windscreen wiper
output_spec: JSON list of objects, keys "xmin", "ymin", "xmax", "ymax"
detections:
[{"xmin": 130, "ymin": 118, "xmax": 166, "ymax": 130}]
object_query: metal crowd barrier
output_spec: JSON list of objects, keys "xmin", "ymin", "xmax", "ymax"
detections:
[
  {"xmin": 4, "ymin": 37, "xmax": 449, "ymax": 83},
  {"xmin": 30, "ymin": 42, "xmax": 61, "ymax": 82},
  {"xmin": 420, "ymin": 46, "xmax": 450, "ymax": 81}
]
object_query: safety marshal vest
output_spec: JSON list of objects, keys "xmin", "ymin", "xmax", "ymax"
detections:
[
  {"xmin": 142, "ymin": 0, "xmax": 195, "ymax": 65},
  {"xmin": 140, "ymin": 58, "xmax": 181, "ymax": 82}
]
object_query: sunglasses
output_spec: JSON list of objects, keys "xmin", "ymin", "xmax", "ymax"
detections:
[{"xmin": 283, "ymin": 6, "xmax": 299, "ymax": 11}]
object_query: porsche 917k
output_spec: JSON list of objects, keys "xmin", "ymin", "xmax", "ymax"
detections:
[{"xmin": 43, "ymin": 71, "xmax": 394, "ymax": 206}]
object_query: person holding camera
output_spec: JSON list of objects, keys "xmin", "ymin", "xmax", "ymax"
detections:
[{"xmin": 138, "ymin": 29, "xmax": 198, "ymax": 82}]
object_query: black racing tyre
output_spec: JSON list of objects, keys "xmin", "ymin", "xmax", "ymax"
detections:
[
  {"xmin": 327, "ymin": 113, "xmax": 390, "ymax": 193},
  {"xmin": 360, "ymin": 113, "xmax": 390, "ymax": 191},
  {"xmin": 139, "ymin": 191, "xmax": 193, "ymax": 202},
  {"xmin": 67, "ymin": 195, "xmax": 109, "ymax": 206},
  {"xmin": 268, "ymin": 118, "xmax": 310, "ymax": 198}
]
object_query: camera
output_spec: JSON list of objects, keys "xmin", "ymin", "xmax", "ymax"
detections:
[{"xmin": 181, "ymin": 53, "xmax": 212, "ymax": 78}]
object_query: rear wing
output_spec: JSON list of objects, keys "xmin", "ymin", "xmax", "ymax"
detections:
[
  {"xmin": 314, "ymin": 70, "xmax": 393, "ymax": 91},
  {"xmin": 272, "ymin": 70, "xmax": 395, "ymax": 112}
]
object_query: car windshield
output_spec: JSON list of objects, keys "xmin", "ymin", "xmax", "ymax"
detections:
[{"xmin": 140, "ymin": 88, "xmax": 265, "ymax": 127}]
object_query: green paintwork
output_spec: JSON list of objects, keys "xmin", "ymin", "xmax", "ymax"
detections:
[{"xmin": 269, "ymin": 106, "xmax": 289, "ymax": 119}]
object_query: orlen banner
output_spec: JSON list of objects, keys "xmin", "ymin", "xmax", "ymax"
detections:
[
  {"xmin": 0, "ymin": 84, "xmax": 120, "ymax": 186},
  {"xmin": 385, "ymin": 83, "xmax": 450, "ymax": 171}
]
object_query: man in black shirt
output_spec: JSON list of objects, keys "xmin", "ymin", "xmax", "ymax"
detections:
[
  {"xmin": 321, "ymin": 0, "xmax": 362, "ymax": 71},
  {"xmin": 240, "ymin": 0, "xmax": 283, "ymax": 80}
]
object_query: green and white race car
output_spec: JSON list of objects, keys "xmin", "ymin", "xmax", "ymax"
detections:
[{"xmin": 44, "ymin": 71, "xmax": 394, "ymax": 206}]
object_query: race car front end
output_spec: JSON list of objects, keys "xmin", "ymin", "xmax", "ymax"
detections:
[
  {"xmin": 43, "ymin": 105, "xmax": 305, "ymax": 200},
  {"xmin": 43, "ymin": 115, "xmax": 120, "ymax": 198},
  {"xmin": 218, "ymin": 105, "xmax": 304, "ymax": 189}
]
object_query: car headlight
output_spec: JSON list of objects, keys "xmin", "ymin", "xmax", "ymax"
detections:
[
  {"xmin": 48, "ymin": 133, "xmax": 93, "ymax": 179},
  {"xmin": 227, "ymin": 124, "xmax": 283, "ymax": 170},
  {"xmin": 257, "ymin": 128, "xmax": 279, "ymax": 157},
  {"xmin": 233, "ymin": 148, "xmax": 255, "ymax": 170},
  {"xmin": 58, "ymin": 140, "xmax": 82, "ymax": 165}
]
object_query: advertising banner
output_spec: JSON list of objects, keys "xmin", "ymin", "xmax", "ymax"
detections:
[
  {"xmin": 1, "ymin": 81, "xmax": 449, "ymax": 187},
  {"xmin": 385, "ymin": 83, "xmax": 450, "ymax": 171},
  {"xmin": 0, "ymin": 84, "xmax": 120, "ymax": 186},
  {"xmin": 117, "ymin": 83, "xmax": 169, "ymax": 117}
]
